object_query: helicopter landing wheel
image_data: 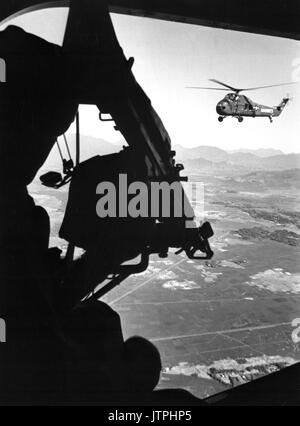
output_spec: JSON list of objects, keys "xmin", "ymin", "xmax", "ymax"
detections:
[
  {"xmin": 238, "ymin": 117, "xmax": 244, "ymax": 123},
  {"xmin": 218, "ymin": 116, "xmax": 224, "ymax": 122}
]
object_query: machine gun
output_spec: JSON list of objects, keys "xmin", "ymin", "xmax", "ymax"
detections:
[{"xmin": 56, "ymin": 0, "xmax": 214, "ymax": 300}]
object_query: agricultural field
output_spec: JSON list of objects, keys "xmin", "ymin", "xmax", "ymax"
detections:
[{"xmin": 29, "ymin": 149, "xmax": 300, "ymax": 399}]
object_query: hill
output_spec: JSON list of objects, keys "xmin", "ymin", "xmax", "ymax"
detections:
[
  {"xmin": 174, "ymin": 145, "xmax": 229, "ymax": 163},
  {"xmin": 229, "ymin": 148, "xmax": 284, "ymax": 158},
  {"xmin": 175, "ymin": 145, "xmax": 300, "ymax": 171},
  {"xmin": 43, "ymin": 136, "xmax": 300, "ymax": 174},
  {"xmin": 44, "ymin": 134, "xmax": 124, "ymax": 169},
  {"xmin": 235, "ymin": 168, "xmax": 300, "ymax": 189}
]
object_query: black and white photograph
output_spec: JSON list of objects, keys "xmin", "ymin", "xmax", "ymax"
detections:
[{"xmin": 0, "ymin": 0, "xmax": 299, "ymax": 409}]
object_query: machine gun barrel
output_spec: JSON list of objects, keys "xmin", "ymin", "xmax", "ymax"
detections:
[{"xmin": 63, "ymin": 0, "xmax": 180, "ymax": 181}]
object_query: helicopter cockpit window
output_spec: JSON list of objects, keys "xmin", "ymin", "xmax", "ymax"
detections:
[{"xmin": 226, "ymin": 93, "xmax": 237, "ymax": 101}]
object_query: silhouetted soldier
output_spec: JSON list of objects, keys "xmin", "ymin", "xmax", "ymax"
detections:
[
  {"xmin": 0, "ymin": 25, "xmax": 79, "ymax": 403},
  {"xmin": 0, "ymin": 25, "xmax": 168, "ymax": 405}
]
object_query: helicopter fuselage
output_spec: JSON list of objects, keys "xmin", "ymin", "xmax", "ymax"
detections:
[
  {"xmin": 216, "ymin": 93, "xmax": 288, "ymax": 123},
  {"xmin": 187, "ymin": 79, "xmax": 293, "ymax": 123}
]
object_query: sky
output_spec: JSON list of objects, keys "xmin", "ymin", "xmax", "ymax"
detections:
[{"xmin": 1, "ymin": 7, "xmax": 300, "ymax": 153}]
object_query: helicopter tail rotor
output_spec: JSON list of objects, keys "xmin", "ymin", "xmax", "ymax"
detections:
[
  {"xmin": 285, "ymin": 93, "xmax": 293, "ymax": 103},
  {"xmin": 275, "ymin": 96, "xmax": 291, "ymax": 114}
]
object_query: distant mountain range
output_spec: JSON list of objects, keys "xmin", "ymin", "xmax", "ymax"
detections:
[
  {"xmin": 174, "ymin": 145, "xmax": 300, "ymax": 171},
  {"xmin": 229, "ymin": 148, "xmax": 284, "ymax": 158},
  {"xmin": 44, "ymin": 135, "xmax": 299, "ymax": 173},
  {"xmin": 45, "ymin": 134, "xmax": 124, "ymax": 168}
]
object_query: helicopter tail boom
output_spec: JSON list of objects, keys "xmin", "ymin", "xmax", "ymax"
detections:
[{"xmin": 273, "ymin": 97, "xmax": 290, "ymax": 116}]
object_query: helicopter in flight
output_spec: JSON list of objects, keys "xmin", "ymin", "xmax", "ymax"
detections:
[{"xmin": 187, "ymin": 79, "xmax": 296, "ymax": 123}]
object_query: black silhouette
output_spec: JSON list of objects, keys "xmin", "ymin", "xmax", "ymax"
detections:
[
  {"xmin": 0, "ymin": 0, "xmax": 298, "ymax": 408},
  {"xmin": 0, "ymin": 0, "xmax": 213, "ymax": 405}
]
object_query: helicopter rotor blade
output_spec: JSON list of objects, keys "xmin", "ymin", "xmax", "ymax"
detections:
[
  {"xmin": 186, "ymin": 87, "xmax": 228, "ymax": 91},
  {"xmin": 209, "ymin": 79, "xmax": 241, "ymax": 92},
  {"xmin": 240, "ymin": 82, "xmax": 299, "ymax": 92},
  {"xmin": 187, "ymin": 81, "xmax": 299, "ymax": 94}
]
